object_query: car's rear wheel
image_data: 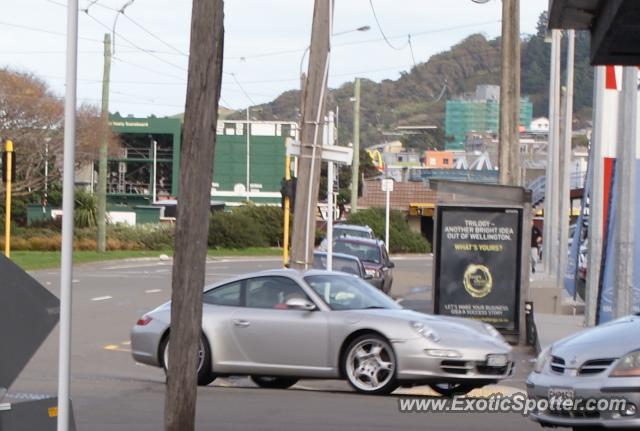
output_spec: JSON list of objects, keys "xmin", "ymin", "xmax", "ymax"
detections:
[
  {"xmin": 429, "ymin": 383, "xmax": 475, "ymax": 397},
  {"xmin": 161, "ymin": 334, "xmax": 216, "ymax": 386},
  {"xmin": 344, "ymin": 334, "xmax": 398, "ymax": 395},
  {"xmin": 250, "ymin": 376, "xmax": 298, "ymax": 389}
]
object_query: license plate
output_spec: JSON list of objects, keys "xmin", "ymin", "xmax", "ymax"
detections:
[
  {"xmin": 548, "ymin": 387, "xmax": 575, "ymax": 401},
  {"xmin": 486, "ymin": 354, "xmax": 508, "ymax": 367}
]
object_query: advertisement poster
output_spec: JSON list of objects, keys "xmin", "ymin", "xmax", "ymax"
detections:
[{"xmin": 434, "ymin": 207, "xmax": 522, "ymax": 332}]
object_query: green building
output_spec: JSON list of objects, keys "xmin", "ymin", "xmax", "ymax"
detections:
[
  {"xmin": 444, "ymin": 86, "xmax": 533, "ymax": 151},
  {"xmin": 106, "ymin": 114, "xmax": 296, "ymax": 208}
]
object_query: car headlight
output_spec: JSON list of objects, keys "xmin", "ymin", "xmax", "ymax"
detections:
[
  {"xmin": 483, "ymin": 323, "xmax": 503, "ymax": 340},
  {"xmin": 533, "ymin": 346, "xmax": 552, "ymax": 373},
  {"xmin": 365, "ymin": 268, "xmax": 380, "ymax": 278},
  {"xmin": 410, "ymin": 321, "xmax": 440, "ymax": 343},
  {"xmin": 610, "ymin": 350, "xmax": 640, "ymax": 377}
]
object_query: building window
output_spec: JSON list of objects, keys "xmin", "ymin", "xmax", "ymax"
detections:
[{"xmin": 443, "ymin": 159, "xmax": 449, "ymax": 165}]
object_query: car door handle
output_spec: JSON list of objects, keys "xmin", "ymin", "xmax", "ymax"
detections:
[{"xmin": 233, "ymin": 319, "xmax": 251, "ymax": 328}]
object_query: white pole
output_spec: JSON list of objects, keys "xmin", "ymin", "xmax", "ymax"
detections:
[
  {"xmin": 585, "ymin": 67, "xmax": 606, "ymax": 326},
  {"xmin": 557, "ymin": 30, "xmax": 575, "ymax": 288},
  {"xmin": 542, "ymin": 30, "xmax": 558, "ymax": 274},
  {"xmin": 246, "ymin": 107, "xmax": 250, "ymax": 200},
  {"xmin": 58, "ymin": 1, "xmax": 78, "ymax": 430},
  {"xmin": 385, "ymin": 184, "xmax": 390, "ymax": 252},
  {"xmin": 613, "ymin": 67, "xmax": 637, "ymax": 318},
  {"xmin": 326, "ymin": 112, "xmax": 335, "ymax": 271},
  {"xmin": 152, "ymin": 140, "xmax": 157, "ymax": 203}
]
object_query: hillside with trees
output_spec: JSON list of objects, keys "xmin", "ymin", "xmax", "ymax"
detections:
[{"xmin": 234, "ymin": 12, "xmax": 593, "ymax": 151}]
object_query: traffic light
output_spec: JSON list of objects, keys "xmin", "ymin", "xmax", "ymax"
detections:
[{"xmin": 280, "ymin": 177, "xmax": 297, "ymax": 211}]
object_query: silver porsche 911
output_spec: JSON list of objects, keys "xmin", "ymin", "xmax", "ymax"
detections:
[
  {"xmin": 527, "ymin": 314, "xmax": 640, "ymax": 430},
  {"xmin": 131, "ymin": 269, "xmax": 513, "ymax": 395}
]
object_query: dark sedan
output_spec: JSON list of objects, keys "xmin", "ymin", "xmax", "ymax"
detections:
[{"xmin": 333, "ymin": 237, "xmax": 394, "ymax": 294}]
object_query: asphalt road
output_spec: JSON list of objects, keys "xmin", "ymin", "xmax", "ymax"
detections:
[{"xmin": 8, "ymin": 255, "xmax": 540, "ymax": 430}]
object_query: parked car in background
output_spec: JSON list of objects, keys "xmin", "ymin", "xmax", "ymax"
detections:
[
  {"xmin": 132, "ymin": 269, "xmax": 513, "ymax": 396},
  {"xmin": 528, "ymin": 314, "xmax": 640, "ymax": 430},
  {"xmin": 318, "ymin": 224, "xmax": 375, "ymax": 251},
  {"xmin": 333, "ymin": 237, "xmax": 394, "ymax": 294},
  {"xmin": 312, "ymin": 251, "xmax": 372, "ymax": 282}
]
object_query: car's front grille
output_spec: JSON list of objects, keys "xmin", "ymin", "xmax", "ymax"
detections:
[
  {"xmin": 550, "ymin": 356, "xmax": 566, "ymax": 374},
  {"xmin": 547, "ymin": 407, "xmax": 601, "ymax": 419},
  {"xmin": 476, "ymin": 365, "xmax": 509, "ymax": 375},
  {"xmin": 440, "ymin": 360, "xmax": 470, "ymax": 375},
  {"xmin": 578, "ymin": 358, "xmax": 616, "ymax": 375},
  {"xmin": 439, "ymin": 360, "xmax": 511, "ymax": 376}
]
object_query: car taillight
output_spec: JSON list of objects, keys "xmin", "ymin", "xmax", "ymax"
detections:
[{"xmin": 136, "ymin": 315, "xmax": 152, "ymax": 326}]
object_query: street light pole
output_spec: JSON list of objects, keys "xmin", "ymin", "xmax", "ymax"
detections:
[{"xmin": 350, "ymin": 78, "xmax": 361, "ymax": 214}]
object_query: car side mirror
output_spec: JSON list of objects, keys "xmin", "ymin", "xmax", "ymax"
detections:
[
  {"xmin": 364, "ymin": 273, "xmax": 374, "ymax": 280},
  {"xmin": 387, "ymin": 261, "xmax": 395, "ymax": 269},
  {"xmin": 285, "ymin": 297, "xmax": 316, "ymax": 311}
]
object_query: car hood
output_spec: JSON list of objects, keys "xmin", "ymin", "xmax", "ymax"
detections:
[
  {"xmin": 346, "ymin": 308, "xmax": 510, "ymax": 350},
  {"xmin": 552, "ymin": 315, "xmax": 640, "ymax": 361}
]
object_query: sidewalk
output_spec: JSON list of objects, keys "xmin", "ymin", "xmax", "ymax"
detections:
[{"xmin": 534, "ymin": 313, "xmax": 585, "ymax": 352}]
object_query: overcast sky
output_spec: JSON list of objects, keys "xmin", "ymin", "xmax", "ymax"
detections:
[{"xmin": 2, "ymin": 0, "xmax": 549, "ymax": 117}]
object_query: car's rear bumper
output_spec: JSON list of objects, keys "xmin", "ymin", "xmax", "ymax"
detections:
[{"xmin": 130, "ymin": 319, "xmax": 167, "ymax": 367}]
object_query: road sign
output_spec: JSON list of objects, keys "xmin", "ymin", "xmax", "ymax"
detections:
[
  {"xmin": 286, "ymin": 140, "xmax": 353, "ymax": 165},
  {"xmin": 381, "ymin": 178, "xmax": 394, "ymax": 192}
]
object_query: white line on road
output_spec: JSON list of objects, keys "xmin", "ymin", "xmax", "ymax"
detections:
[
  {"xmin": 91, "ymin": 295, "xmax": 113, "ymax": 302},
  {"xmin": 145, "ymin": 289, "xmax": 162, "ymax": 294}
]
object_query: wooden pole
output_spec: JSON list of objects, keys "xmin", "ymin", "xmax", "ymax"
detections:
[
  {"xmin": 163, "ymin": 1, "xmax": 224, "ymax": 430},
  {"xmin": 289, "ymin": 0, "xmax": 331, "ymax": 270}
]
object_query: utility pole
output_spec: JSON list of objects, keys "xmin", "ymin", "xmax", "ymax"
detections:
[
  {"xmin": 163, "ymin": 1, "xmax": 224, "ymax": 430},
  {"xmin": 246, "ymin": 106, "xmax": 251, "ymax": 199},
  {"xmin": 557, "ymin": 30, "xmax": 575, "ymax": 288},
  {"xmin": 498, "ymin": 0, "xmax": 521, "ymax": 186},
  {"xmin": 350, "ymin": 77, "xmax": 361, "ymax": 213},
  {"xmin": 289, "ymin": 0, "xmax": 332, "ymax": 270},
  {"xmin": 613, "ymin": 67, "xmax": 637, "ymax": 318},
  {"xmin": 96, "ymin": 33, "xmax": 111, "ymax": 253}
]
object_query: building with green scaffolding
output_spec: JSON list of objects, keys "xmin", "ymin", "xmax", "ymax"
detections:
[{"xmin": 444, "ymin": 85, "xmax": 533, "ymax": 151}]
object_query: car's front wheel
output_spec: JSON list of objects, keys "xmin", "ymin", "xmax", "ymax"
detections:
[
  {"xmin": 344, "ymin": 334, "xmax": 398, "ymax": 395},
  {"xmin": 429, "ymin": 383, "xmax": 475, "ymax": 397},
  {"xmin": 161, "ymin": 334, "xmax": 216, "ymax": 386},
  {"xmin": 250, "ymin": 376, "xmax": 298, "ymax": 389}
]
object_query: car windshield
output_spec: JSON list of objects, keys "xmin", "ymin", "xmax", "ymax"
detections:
[
  {"xmin": 335, "ymin": 227, "xmax": 371, "ymax": 239},
  {"xmin": 304, "ymin": 274, "xmax": 400, "ymax": 310},
  {"xmin": 333, "ymin": 241, "xmax": 381, "ymax": 264},
  {"xmin": 313, "ymin": 255, "xmax": 361, "ymax": 276}
]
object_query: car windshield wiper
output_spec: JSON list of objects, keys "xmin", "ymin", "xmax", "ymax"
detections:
[{"xmin": 362, "ymin": 306, "xmax": 387, "ymax": 309}]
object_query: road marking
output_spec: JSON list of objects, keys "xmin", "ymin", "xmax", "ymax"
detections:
[
  {"xmin": 91, "ymin": 295, "xmax": 112, "ymax": 302},
  {"xmin": 103, "ymin": 344, "xmax": 130, "ymax": 353},
  {"xmin": 122, "ymin": 341, "xmax": 131, "ymax": 346},
  {"xmin": 72, "ymin": 279, "xmax": 80, "ymax": 283},
  {"xmin": 104, "ymin": 262, "xmax": 168, "ymax": 270},
  {"xmin": 145, "ymin": 289, "xmax": 162, "ymax": 294}
]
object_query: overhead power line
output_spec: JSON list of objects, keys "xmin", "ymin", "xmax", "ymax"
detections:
[
  {"xmin": 368, "ymin": 0, "xmax": 410, "ymax": 51},
  {"xmin": 230, "ymin": 73, "xmax": 256, "ymax": 106}
]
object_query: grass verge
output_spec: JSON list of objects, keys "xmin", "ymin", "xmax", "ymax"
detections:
[{"xmin": 10, "ymin": 247, "xmax": 282, "ymax": 271}]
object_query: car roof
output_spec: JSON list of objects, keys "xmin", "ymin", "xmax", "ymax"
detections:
[
  {"xmin": 334, "ymin": 236, "xmax": 383, "ymax": 246},
  {"xmin": 313, "ymin": 251, "xmax": 361, "ymax": 261},
  {"xmin": 334, "ymin": 224, "xmax": 372, "ymax": 232}
]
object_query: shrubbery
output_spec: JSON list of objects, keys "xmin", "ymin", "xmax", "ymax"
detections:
[
  {"xmin": 207, "ymin": 204, "xmax": 284, "ymax": 249},
  {"xmin": 346, "ymin": 208, "xmax": 430, "ymax": 254}
]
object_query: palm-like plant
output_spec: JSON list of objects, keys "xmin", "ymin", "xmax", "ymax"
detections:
[{"xmin": 74, "ymin": 189, "xmax": 97, "ymax": 228}]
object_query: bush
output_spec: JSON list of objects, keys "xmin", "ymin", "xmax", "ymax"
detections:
[
  {"xmin": 74, "ymin": 189, "xmax": 97, "ymax": 228},
  {"xmin": 347, "ymin": 208, "xmax": 430, "ymax": 254},
  {"xmin": 208, "ymin": 209, "xmax": 268, "ymax": 249},
  {"xmin": 108, "ymin": 224, "xmax": 174, "ymax": 250}
]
